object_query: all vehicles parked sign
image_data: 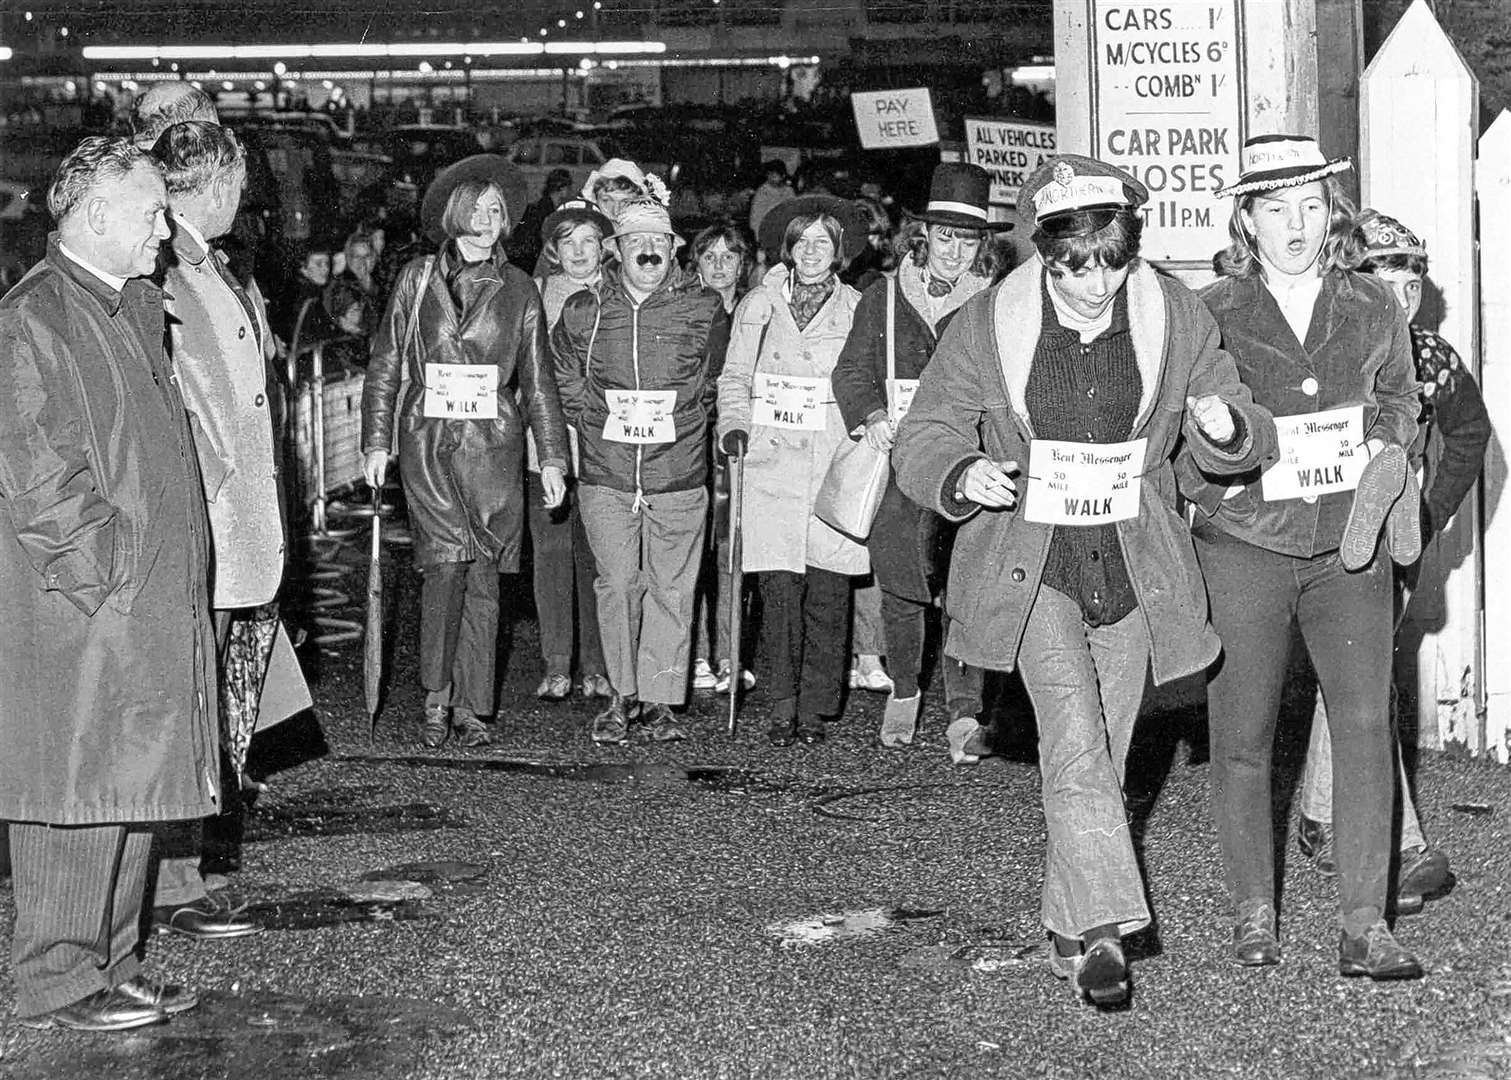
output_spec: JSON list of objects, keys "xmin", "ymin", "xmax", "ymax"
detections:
[
  {"xmin": 964, "ymin": 118, "xmax": 1056, "ymax": 206},
  {"xmin": 1088, "ymin": 0, "xmax": 1245, "ymax": 264}
]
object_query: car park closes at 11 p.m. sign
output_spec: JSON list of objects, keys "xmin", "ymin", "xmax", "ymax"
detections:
[{"xmin": 1089, "ymin": 0, "xmax": 1244, "ymax": 266}]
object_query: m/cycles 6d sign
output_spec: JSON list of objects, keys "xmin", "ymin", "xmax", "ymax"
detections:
[{"xmin": 1088, "ymin": 0, "xmax": 1245, "ymax": 264}]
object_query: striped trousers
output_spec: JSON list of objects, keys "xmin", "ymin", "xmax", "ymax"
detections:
[{"xmin": 8, "ymin": 822, "xmax": 152, "ymax": 1016}]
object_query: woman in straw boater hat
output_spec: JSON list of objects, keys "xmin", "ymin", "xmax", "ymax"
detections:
[
  {"xmin": 893, "ymin": 154, "xmax": 1275, "ymax": 1007},
  {"xmin": 362, "ymin": 154, "xmax": 569, "ymax": 748},
  {"xmin": 1184, "ymin": 134, "xmax": 1425, "ymax": 980},
  {"xmin": 833, "ymin": 163, "xmax": 1012, "ymax": 756},
  {"xmin": 1290, "ymin": 208, "xmax": 1488, "ymax": 918}
]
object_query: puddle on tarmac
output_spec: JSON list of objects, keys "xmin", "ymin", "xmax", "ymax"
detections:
[
  {"xmin": 333, "ymin": 754, "xmax": 786, "ymax": 793},
  {"xmin": 900, "ymin": 938, "xmax": 1050, "ymax": 973},
  {"xmin": 9, "ymin": 990, "xmax": 470, "ymax": 1080},
  {"xmin": 243, "ymin": 796, "xmax": 465, "ymax": 842},
  {"xmin": 766, "ymin": 906, "xmax": 944, "ymax": 948},
  {"xmin": 361, "ymin": 860, "xmax": 488, "ymax": 884},
  {"xmin": 812, "ymin": 782, "xmax": 974, "ymax": 822},
  {"xmin": 241, "ymin": 887, "xmax": 434, "ymax": 930}
]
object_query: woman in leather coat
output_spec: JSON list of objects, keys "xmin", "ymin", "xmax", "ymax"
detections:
[{"xmin": 362, "ymin": 155, "xmax": 570, "ymax": 748}]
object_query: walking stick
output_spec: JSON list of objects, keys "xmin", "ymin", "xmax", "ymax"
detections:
[
  {"xmin": 726, "ymin": 448, "xmax": 745, "ymax": 735},
  {"xmin": 364, "ymin": 486, "xmax": 383, "ymax": 741}
]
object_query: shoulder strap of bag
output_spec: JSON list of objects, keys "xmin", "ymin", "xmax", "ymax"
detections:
[
  {"xmin": 885, "ymin": 275, "xmax": 896, "ymax": 382},
  {"xmin": 404, "ymin": 256, "xmax": 435, "ymax": 364}
]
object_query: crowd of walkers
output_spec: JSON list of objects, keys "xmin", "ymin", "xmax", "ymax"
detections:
[{"xmin": 0, "ymin": 71, "xmax": 1490, "ymax": 1030}]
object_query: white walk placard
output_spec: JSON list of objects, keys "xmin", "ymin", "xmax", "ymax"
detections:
[
  {"xmin": 424, "ymin": 363, "xmax": 499, "ymax": 419},
  {"xmin": 1261, "ymin": 405, "xmax": 1366, "ymax": 502},
  {"xmin": 753, "ymin": 373, "xmax": 829, "ymax": 430},
  {"xmin": 1025, "ymin": 438, "xmax": 1147, "ymax": 526},
  {"xmin": 602, "ymin": 389, "xmax": 677, "ymax": 444},
  {"xmin": 1088, "ymin": 0, "xmax": 1244, "ymax": 264},
  {"xmin": 887, "ymin": 378, "xmax": 920, "ymax": 425},
  {"xmin": 964, "ymin": 117, "xmax": 1057, "ymax": 206},
  {"xmin": 851, "ymin": 88, "xmax": 940, "ymax": 149}
]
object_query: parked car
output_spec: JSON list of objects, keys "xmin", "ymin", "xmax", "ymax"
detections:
[
  {"xmin": 503, "ymin": 133, "xmax": 612, "ymax": 196},
  {"xmin": 372, "ymin": 124, "xmax": 487, "ymax": 210},
  {"xmin": 0, "ymin": 178, "xmax": 48, "ymax": 296},
  {"xmin": 226, "ymin": 121, "xmax": 340, "ymax": 249}
]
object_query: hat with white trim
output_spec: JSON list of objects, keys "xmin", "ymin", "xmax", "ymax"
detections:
[
  {"xmin": 1018, "ymin": 154, "xmax": 1149, "ymax": 232},
  {"xmin": 1215, "ymin": 134, "xmax": 1351, "ymax": 199},
  {"xmin": 904, "ymin": 163, "xmax": 1014, "ymax": 231},
  {"xmin": 606, "ymin": 196, "xmax": 685, "ymax": 247}
]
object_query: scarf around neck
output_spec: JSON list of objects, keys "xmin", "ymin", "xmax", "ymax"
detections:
[{"xmin": 788, "ymin": 273, "xmax": 836, "ymax": 331}]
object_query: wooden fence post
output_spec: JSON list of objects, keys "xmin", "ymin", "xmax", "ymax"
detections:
[
  {"xmin": 1479, "ymin": 110, "xmax": 1511, "ymax": 764},
  {"xmin": 1360, "ymin": 0, "xmax": 1484, "ymax": 756}
]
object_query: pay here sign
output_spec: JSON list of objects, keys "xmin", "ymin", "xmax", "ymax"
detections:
[{"xmin": 851, "ymin": 88, "xmax": 940, "ymax": 149}]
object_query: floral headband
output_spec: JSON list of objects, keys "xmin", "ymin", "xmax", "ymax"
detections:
[{"xmin": 1358, "ymin": 211, "xmax": 1426, "ymax": 259}]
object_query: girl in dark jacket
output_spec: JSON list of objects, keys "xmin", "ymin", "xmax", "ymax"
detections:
[
  {"xmin": 1186, "ymin": 135, "xmax": 1425, "ymax": 981},
  {"xmin": 833, "ymin": 163, "xmax": 1011, "ymax": 755},
  {"xmin": 361, "ymin": 155, "xmax": 570, "ymax": 748}
]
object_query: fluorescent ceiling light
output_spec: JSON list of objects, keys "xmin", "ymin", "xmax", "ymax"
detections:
[{"xmin": 82, "ymin": 41, "xmax": 664, "ymax": 62}]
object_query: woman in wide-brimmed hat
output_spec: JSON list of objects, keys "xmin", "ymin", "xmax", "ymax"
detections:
[
  {"xmin": 833, "ymin": 163, "xmax": 1012, "ymax": 755},
  {"xmin": 1187, "ymin": 134, "xmax": 1426, "ymax": 982},
  {"xmin": 893, "ymin": 153, "xmax": 1275, "ymax": 1007},
  {"xmin": 361, "ymin": 154, "xmax": 569, "ymax": 748},
  {"xmin": 719, "ymin": 194, "xmax": 869, "ymax": 747}
]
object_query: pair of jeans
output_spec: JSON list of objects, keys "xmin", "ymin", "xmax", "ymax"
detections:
[
  {"xmin": 760, "ymin": 567, "xmax": 850, "ymax": 718},
  {"xmin": 1195, "ymin": 526, "xmax": 1394, "ymax": 934},
  {"xmin": 877, "ymin": 588, "xmax": 986, "ymax": 710},
  {"xmin": 852, "ymin": 577, "xmax": 884, "ymax": 656},
  {"xmin": 527, "ymin": 473, "xmax": 606, "ymax": 680},
  {"xmin": 1297, "ymin": 569, "xmax": 1426, "ymax": 851},
  {"xmin": 418, "ymin": 559, "xmax": 501, "ymax": 715},
  {"xmin": 578, "ymin": 483, "xmax": 707, "ymax": 706},
  {"xmin": 1015, "ymin": 585, "xmax": 1152, "ymax": 939},
  {"xmin": 693, "ymin": 533, "xmax": 739, "ymax": 667}
]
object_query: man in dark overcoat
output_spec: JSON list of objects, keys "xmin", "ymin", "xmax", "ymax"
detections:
[{"xmin": 0, "ymin": 137, "xmax": 220, "ymax": 1030}]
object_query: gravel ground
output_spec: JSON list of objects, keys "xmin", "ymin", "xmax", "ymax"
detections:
[{"xmin": 1, "ymin": 525, "xmax": 1508, "ymax": 1080}]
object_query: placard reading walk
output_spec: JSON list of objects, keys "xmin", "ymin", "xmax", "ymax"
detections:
[
  {"xmin": 851, "ymin": 88, "xmax": 939, "ymax": 149},
  {"xmin": 1261, "ymin": 405, "xmax": 1366, "ymax": 502},
  {"xmin": 964, "ymin": 117, "xmax": 1057, "ymax": 205},
  {"xmin": 1025, "ymin": 438, "xmax": 1146, "ymax": 526},
  {"xmin": 753, "ymin": 373, "xmax": 828, "ymax": 430},
  {"xmin": 1089, "ymin": 0, "xmax": 1244, "ymax": 263},
  {"xmin": 424, "ymin": 363, "xmax": 499, "ymax": 419}
]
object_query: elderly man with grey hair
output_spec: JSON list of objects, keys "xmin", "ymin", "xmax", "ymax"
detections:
[
  {"xmin": 149, "ymin": 119, "xmax": 308, "ymax": 943},
  {"xmin": 131, "ymin": 81, "xmax": 218, "ymax": 148},
  {"xmin": 0, "ymin": 137, "xmax": 218, "ymax": 1030}
]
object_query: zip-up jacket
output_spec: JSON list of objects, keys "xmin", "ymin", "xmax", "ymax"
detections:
[{"xmin": 552, "ymin": 265, "xmax": 729, "ymax": 498}]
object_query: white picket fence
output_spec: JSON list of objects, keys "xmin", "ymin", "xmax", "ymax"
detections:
[
  {"xmin": 1361, "ymin": 0, "xmax": 1508, "ymax": 763},
  {"xmin": 1478, "ymin": 111, "xmax": 1511, "ymax": 762}
]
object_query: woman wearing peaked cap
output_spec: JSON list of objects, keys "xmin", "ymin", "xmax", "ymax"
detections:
[
  {"xmin": 892, "ymin": 153, "xmax": 1275, "ymax": 1007},
  {"xmin": 362, "ymin": 154, "xmax": 569, "ymax": 749},
  {"xmin": 832, "ymin": 163, "xmax": 1011, "ymax": 755},
  {"xmin": 1183, "ymin": 135, "xmax": 1427, "ymax": 982}
]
